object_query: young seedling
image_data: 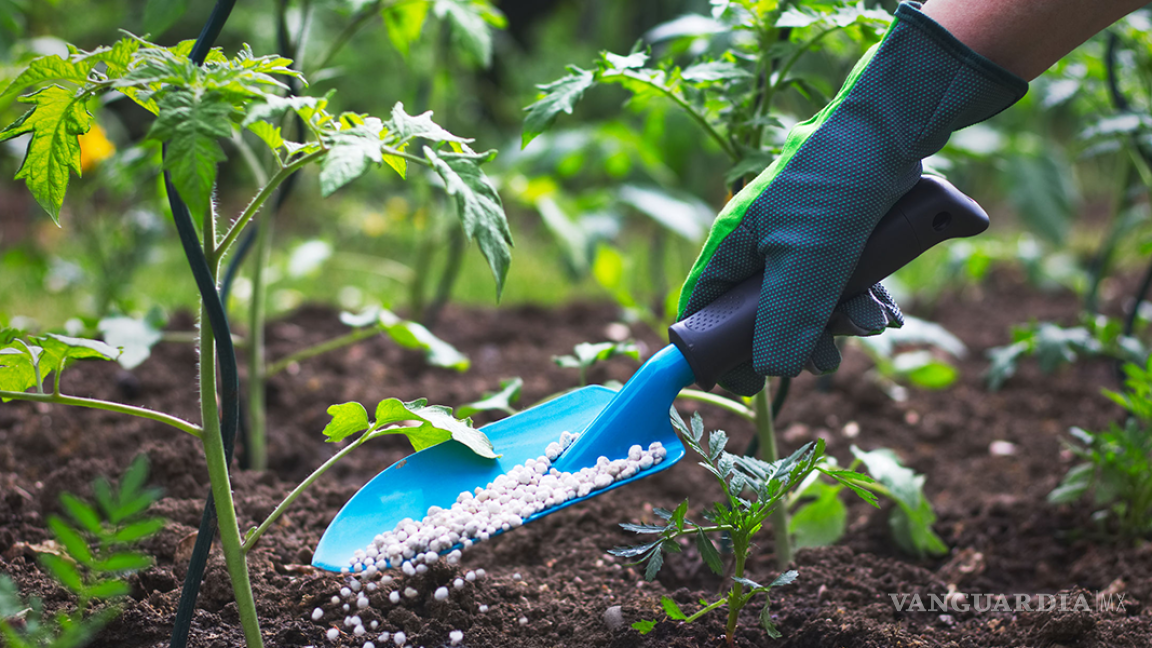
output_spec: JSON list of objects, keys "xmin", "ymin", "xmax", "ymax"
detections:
[
  {"xmin": 1049, "ymin": 357, "xmax": 1152, "ymax": 539},
  {"xmin": 987, "ymin": 316, "xmax": 1147, "ymax": 391},
  {"xmin": 614, "ymin": 410, "xmax": 877, "ymax": 645},
  {"xmin": 552, "ymin": 340, "xmax": 640, "ymax": 387},
  {"xmin": 0, "ymin": 454, "xmax": 164, "ymax": 648}
]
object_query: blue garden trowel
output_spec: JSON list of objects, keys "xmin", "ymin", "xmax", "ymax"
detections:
[{"xmin": 312, "ymin": 176, "xmax": 989, "ymax": 571}]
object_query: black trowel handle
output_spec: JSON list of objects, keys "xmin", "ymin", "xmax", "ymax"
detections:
[{"xmin": 669, "ymin": 175, "xmax": 989, "ymax": 391}]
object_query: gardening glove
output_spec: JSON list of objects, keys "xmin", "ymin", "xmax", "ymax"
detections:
[{"xmin": 677, "ymin": 1, "xmax": 1027, "ymax": 396}]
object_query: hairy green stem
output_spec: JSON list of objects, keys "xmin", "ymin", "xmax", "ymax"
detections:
[
  {"xmin": 199, "ymin": 219, "xmax": 264, "ymax": 648},
  {"xmin": 755, "ymin": 380, "xmax": 791, "ymax": 569},
  {"xmin": 0, "ymin": 391, "xmax": 203, "ymax": 438},
  {"xmin": 725, "ymin": 535, "xmax": 750, "ymax": 647},
  {"xmin": 242, "ymin": 433, "xmax": 367, "ymax": 553},
  {"xmin": 676, "ymin": 390, "xmax": 756, "ymax": 421},
  {"xmin": 246, "ymin": 210, "xmax": 273, "ymax": 471},
  {"xmin": 265, "ymin": 326, "xmax": 380, "ymax": 377},
  {"xmin": 217, "ymin": 149, "xmax": 326, "ymax": 259},
  {"xmin": 684, "ymin": 596, "xmax": 729, "ymax": 623}
]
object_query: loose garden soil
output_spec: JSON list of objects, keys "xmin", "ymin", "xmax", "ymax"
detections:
[{"xmin": 2, "ymin": 270, "xmax": 1150, "ymax": 647}]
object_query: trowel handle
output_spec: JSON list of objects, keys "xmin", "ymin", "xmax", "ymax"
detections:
[{"xmin": 669, "ymin": 175, "xmax": 989, "ymax": 391}]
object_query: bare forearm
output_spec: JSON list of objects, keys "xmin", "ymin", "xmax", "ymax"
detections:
[{"xmin": 922, "ymin": 0, "xmax": 1148, "ymax": 80}]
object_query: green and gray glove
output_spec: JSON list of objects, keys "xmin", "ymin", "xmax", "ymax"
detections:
[{"xmin": 677, "ymin": 1, "xmax": 1027, "ymax": 396}]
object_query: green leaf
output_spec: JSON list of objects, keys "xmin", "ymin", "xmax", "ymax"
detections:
[
  {"xmin": 707, "ymin": 430, "xmax": 728, "ymax": 462},
  {"xmin": 660, "ymin": 595, "xmax": 686, "ymax": 620},
  {"xmin": 60, "ymin": 493, "xmax": 102, "ymax": 536},
  {"xmin": 457, "ymin": 377, "xmax": 523, "ymax": 418},
  {"xmin": 607, "ymin": 539, "xmax": 660, "ymax": 558},
  {"xmin": 433, "ymin": 0, "xmax": 502, "ymax": 67},
  {"xmin": 38, "ymin": 554, "xmax": 84, "ymax": 594},
  {"xmin": 733, "ymin": 575, "xmax": 765, "ymax": 590},
  {"xmin": 372, "ymin": 398, "xmax": 497, "ymax": 458},
  {"xmin": 117, "ymin": 454, "xmax": 153, "ymax": 503},
  {"xmin": 522, "ymin": 66, "xmax": 595, "ymax": 148},
  {"xmin": 92, "ymin": 552, "xmax": 151, "ymax": 573},
  {"xmin": 389, "ymin": 102, "xmax": 471, "ymax": 146},
  {"xmin": 618, "ymin": 185, "xmax": 712, "ymax": 242},
  {"xmin": 985, "ymin": 340, "xmax": 1028, "ymax": 391},
  {"xmin": 1048, "ymin": 463, "xmax": 1094, "ymax": 505},
  {"xmin": 423, "ymin": 146, "xmax": 512, "ymax": 297},
  {"xmin": 148, "ymin": 89, "xmax": 231, "ymax": 218},
  {"xmin": 98, "ymin": 313, "xmax": 164, "ymax": 370},
  {"xmin": 682, "ymin": 60, "xmax": 752, "ymax": 83},
  {"xmin": 110, "ymin": 518, "xmax": 166, "ymax": 544},
  {"xmin": 321, "ymin": 402, "xmax": 371, "ymax": 442},
  {"xmin": 84, "ymin": 579, "xmax": 131, "ymax": 600},
  {"xmin": 377, "ymin": 311, "xmax": 470, "ymax": 371},
  {"xmin": 852, "ymin": 446, "xmax": 947, "ymax": 557},
  {"xmin": 898, "ymin": 353, "xmax": 958, "ymax": 390},
  {"xmin": 695, "ymin": 528, "xmax": 723, "ymax": 575},
  {"xmin": 49, "ymin": 516, "xmax": 92, "ymax": 565},
  {"xmin": 247, "ymin": 121, "xmax": 283, "ymax": 152},
  {"xmin": 0, "ymin": 84, "xmax": 93, "ymax": 222},
  {"xmin": 144, "ymin": 0, "xmax": 188, "ymax": 36},
  {"xmin": 670, "ymin": 499, "xmax": 689, "ymax": 530},
  {"xmin": 383, "ymin": 0, "xmax": 430, "ymax": 57},
  {"xmin": 0, "ymin": 346, "xmax": 38, "ymax": 396},
  {"xmin": 620, "ymin": 522, "xmax": 667, "ymax": 534},
  {"xmin": 631, "ymin": 619, "xmax": 657, "ymax": 634},
  {"xmin": 790, "ymin": 481, "xmax": 847, "ymax": 548},
  {"xmin": 1, "ymin": 55, "xmax": 92, "ymax": 97},
  {"xmin": 770, "ymin": 570, "xmax": 799, "ymax": 587},
  {"xmin": 319, "ymin": 116, "xmax": 384, "ymax": 196},
  {"xmin": 645, "ymin": 547, "xmax": 665, "ymax": 581},
  {"xmin": 819, "ymin": 468, "xmax": 879, "ymax": 508},
  {"xmin": 760, "ymin": 604, "xmax": 781, "ymax": 638},
  {"xmin": 37, "ymin": 334, "xmax": 119, "ymax": 363}
]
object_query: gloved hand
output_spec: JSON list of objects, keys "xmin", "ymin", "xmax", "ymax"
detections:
[{"xmin": 677, "ymin": 1, "xmax": 1027, "ymax": 396}]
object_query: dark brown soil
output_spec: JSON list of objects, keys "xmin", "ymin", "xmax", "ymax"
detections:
[{"xmin": 2, "ymin": 271, "xmax": 1150, "ymax": 648}]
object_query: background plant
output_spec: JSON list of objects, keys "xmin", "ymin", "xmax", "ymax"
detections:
[
  {"xmin": 0, "ymin": 454, "xmax": 164, "ymax": 648},
  {"xmin": 1049, "ymin": 357, "xmax": 1152, "ymax": 539}
]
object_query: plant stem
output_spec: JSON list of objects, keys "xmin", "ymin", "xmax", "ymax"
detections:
[
  {"xmin": 684, "ymin": 596, "xmax": 729, "ymax": 623},
  {"xmin": 676, "ymin": 390, "xmax": 756, "ymax": 421},
  {"xmin": 0, "ymin": 391, "xmax": 203, "ymax": 438},
  {"xmin": 755, "ymin": 379, "xmax": 791, "ymax": 570},
  {"xmin": 605, "ymin": 70, "xmax": 737, "ymax": 160},
  {"xmin": 199, "ymin": 225, "xmax": 264, "ymax": 648},
  {"xmin": 265, "ymin": 326, "xmax": 380, "ymax": 377},
  {"xmin": 217, "ymin": 150, "xmax": 326, "ymax": 259},
  {"xmin": 725, "ymin": 535, "xmax": 749, "ymax": 647},
  {"xmin": 243, "ymin": 433, "xmax": 368, "ymax": 553},
  {"xmin": 246, "ymin": 210, "xmax": 273, "ymax": 471}
]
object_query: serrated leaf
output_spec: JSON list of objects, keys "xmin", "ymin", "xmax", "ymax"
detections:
[
  {"xmin": 49, "ymin": 517, "xmax": 92, "ymax": 565},
  {"xmin": 620, "ymin": 522, "xmax": 667, "ymax": 534},
  {"xmin": 247, "ymin": 121, "xmax": 283, "ymax": 152},
  {"xmin": 760, "ymin": 605, "xmax": 781, "ymax": 638},
  {"xmin": 457, "ymin": 377, "xmax": 522, "ymax": 418},
  {"xmin": 60, "ymin": 493, "xmax": 102, "ymax": 536},
  {"xmin": 322, "ymin": 402, "xmax": 371, "ymax": 442},
  {"xmin": 659, "ymin": 595, "xmax": 685, "ymax": 620},
  {"xmin": 92, "ymin": 552, "xmax": 151, "ymax": 573},
  {"xmin": 117, "ymin": 454, "xmax": 152, "ymax": 503},
  {"xmin": 708, "ymin": 430, "xmax": 728, "ymax": 461},
  {"xmin": 819, "ymin": 468, "xmax": 879, "ymax": 508},
  {"xmin": 0, "ymin": 346, "xmax": 38, "ymax": 395},
  {"xmin": 0, "ymin": 84, "xmax": 93, "ymax": 222},
  {"xmin": 319, "ymin": 116, "xmax": 384, "ymax": 196},
  {"xmin": 695, "ymin": 528, "xmax": 723, "ymax": 575},
  {"xmin": 645, "ymin": 547, "xmax": 664, "ymax": 581},
  {"xmin": 144, "ymin": 0, "xmax": 188, "ymax": 36},
  {"xmin": 671, "ymin": 499, "xmax": 689, "ymax": 530},
  {"xmin": 148, "ymin": 89, "xmax": 231, "ymax": 218},
  {"xmin": 607, "ymin": 540, "xmax": 660, "ymax": 558},
  {"xmin": 390, "ymin": 102, "xmax": 471, "ymax": 145},
  {"xmin": 631, "ymin": 619, "xmax": 657, "ymax": 634},
  {"xmin": 852, "ymin": 446, "xmax": 946, "ymax": 557},
  {"xmin": 372, "ymin": 398, "xmax": 497, "ymax": 458},
  {"xmin": 383, "ymin": 0, "xmax": 430, "ymax": 57},
  {"xmin": 771, "ymin": 570, "xmax": 799, "ymax": 587},
  {"xmin": 38, "ymin": 554, "xmax": 83, "ymax": 594},
  {"xmin": 1, "ymin": 55, "xmax": 92, "ymax": 97},
  {"xmin": 423, "ymin": 146, "xmax": 512, "ymax": 298},
  {"xmin": 733, "ymin": 575, "xmax": 764, "ymax": 590},
  {"xmin": 38, "ymin": 333, "xmax": 120, "ymax": 363},
  {"xmin": 522, "ymin": 66, "xmax": 595, "ymax": 148}
]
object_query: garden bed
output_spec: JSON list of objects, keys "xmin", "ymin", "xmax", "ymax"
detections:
[{"xmin": 1, "ymin": 270, "xmax": 1150, "ymax": 648}]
